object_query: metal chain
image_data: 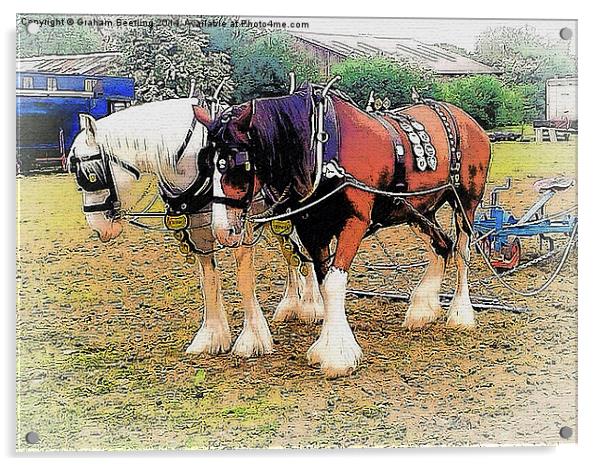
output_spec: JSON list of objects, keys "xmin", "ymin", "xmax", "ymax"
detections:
[{"xmin": 478, "ymin": 242, "xmax": 563, "ymax": 284}]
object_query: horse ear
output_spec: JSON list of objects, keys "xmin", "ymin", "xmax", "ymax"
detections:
[
  {"xmin": 79, "ymin": 114, "xmax": 97, "ymax": 138},
  {"xmin": 235, "ymin": 101, "xmax": 255, "ymax": 131},
  {"xmin": 193, "ymin": 105, "xmax": 212, "ymax": 128},
  {"xmin": 79, "ymin": 114, "xmax": 97, "ymax": 146}
]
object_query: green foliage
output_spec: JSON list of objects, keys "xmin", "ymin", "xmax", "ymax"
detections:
[
  {"xmin": 16, "ymin": 17, "xmax": 106, "ymax": 58},
  {"xmin": 332, "ymin": 57, "xmax": 434, "ymax": 109},
  {"xmin": 109, "ymin": 22, "xmax": 232, "ymax": 102},
  {"xmin": 434, "ymin": 75, "xmax": 532, "ymax": 129},
  {"xmin": 208, "ymin": 29, "xmax": 321, "ymax": 102},
  {"xmin": 193, "ymin": 368, "xmax": 206, "ymax": 386},
  {"xmin": 514, "ymin": 83, "xmax": 541, "ymax": 123}
]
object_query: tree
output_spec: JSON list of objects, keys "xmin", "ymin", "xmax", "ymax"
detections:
[
  {"xmin": 475, "ymin": 25, "xmax": 576, "ymax": 86},
  {"xmin": 331, "ymin": 57, "xmax": 434, "ymax": 109},
  {"xmin": 109, "ymin": 21, "xmax": 233, "ymax": 103},
  {"xmin": 207, "ymin": 29, "xmax": 321, "ymax": 102}
]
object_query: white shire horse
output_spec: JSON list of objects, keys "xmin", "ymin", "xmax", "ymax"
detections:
[{"xmin": 68, "ymin": 98, "xmax": 323, "ymax": 358}]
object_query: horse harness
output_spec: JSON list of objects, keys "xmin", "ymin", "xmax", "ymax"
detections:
[
  {"xmin": 69, "ymin": 115, "xmax": 218, "ymax": 262},
  {"xmin": 69, "ymin": 148, "xmax": 141, "ymax": 215},
  {"xmin": 318, "ymin": 92, "xmax": 462, "ymax": 193}
]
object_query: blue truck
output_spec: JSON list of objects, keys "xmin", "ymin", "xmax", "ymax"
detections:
[{"xmin": 16, "ymin": 71, "xmax": 135, "ymax": 174}]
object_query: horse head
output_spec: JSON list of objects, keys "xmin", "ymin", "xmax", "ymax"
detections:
[
  {"xmin": 68, "ymin": 114, "xmax": 130, "ymax": 242},
  {"xmin": 195, "ymin": 87, "xmax": 314, "ymax": 247},
  {"xmin": 194, "ymin": 102, "xmax": 259, "ymax": 246}
]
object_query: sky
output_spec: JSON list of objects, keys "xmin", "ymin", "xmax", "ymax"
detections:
[{"xmin": 240, "ymin": 16, "xmax": 577, "ymax": 53}]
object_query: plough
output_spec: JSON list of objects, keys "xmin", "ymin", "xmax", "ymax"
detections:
[
  {"xmin": 473, "ymin": 177, "xmax": 577, "ymax": 270},
  {"xmin": 350, "ymin": 176, "xmax": 577, "ymax": 312}
]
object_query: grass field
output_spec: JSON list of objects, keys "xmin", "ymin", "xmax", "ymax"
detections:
[{"xmin": 16, "ymin": 141, "xmax": 577, "ymax": 450}]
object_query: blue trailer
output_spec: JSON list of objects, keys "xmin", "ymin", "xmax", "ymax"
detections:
[{"xmin": 16, "ymin": 71, "xmax": 135, "ymax": 173}]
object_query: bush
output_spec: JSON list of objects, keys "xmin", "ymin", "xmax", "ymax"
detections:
[
  {"xmin": 433, "ymin": 75, "xmax": 532, "ymax": 129},
  {"xmin": 331, "ymin": 57, "xmax": 434, "ymax": 109}
]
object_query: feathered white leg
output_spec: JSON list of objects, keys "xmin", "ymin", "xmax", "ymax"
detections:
[
  {"xmin": 307, "ymin": 267, "xmax": 362, "ymax": 378},
  {"xmin": 273, "ymin": 262, "xmax": 303, "ymax": 322},
  {"xmin": 186, "ymin": 254, "xmax": 232, "ymax": 354},
  {"xmin": 231, "ymin": 246, "xmax": 273, "ymax": 357},
  {"xmin": 297, "ymin": 266, "xmax": 325, "ymax": 322},
  {"xmin": 447, "ymin": 223, "xmax": 476, "ymax": 328},
  {"xmin": 404, "ymin": 227, "xmax": 445, "ymax": 329}
]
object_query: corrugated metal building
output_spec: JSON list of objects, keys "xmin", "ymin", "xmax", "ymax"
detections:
[
  {"xmin": 16, "ymin": 51, "xmax": 122, "ymax": 76},
  {"xmin": 292, "ymin": 31, "xmax": 501, "ymax": 77}
]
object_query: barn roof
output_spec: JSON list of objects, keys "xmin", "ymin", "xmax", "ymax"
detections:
[
  {"xmin": 292, "ymin": 32, "xmax": 501, "ymax": 76},
  {"xmin": 16, "ymin": 51, "xmax": 122, "ymax": 76}
]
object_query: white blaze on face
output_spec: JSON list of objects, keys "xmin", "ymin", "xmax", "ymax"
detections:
[
  {"xmin": 211, "ymin": 151, "xmax": 246, "ymax": 247},
  {"xmin": 212, "ymin": 151, "xmax": 231, "ymax": 242}
]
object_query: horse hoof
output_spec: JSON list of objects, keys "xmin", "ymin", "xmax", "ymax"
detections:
[
  {"xmin": 446, "ymin": 317, "xmax": 476, "ymax": 329},
  {"xmin": 323, "ymin": 365, "xmax": 356, "ymax": 379},
  {"xmin": 272, "ymin": 300, "xmax": 301, "ymax": 322},
  {"xmin": 296, "ymin": 302, "xmax": 325, "ymax": 323},
  {"xmin": 230, "ymin": 325, "xmax": 273, "ymax": 358},
  {"xmin": 403, "ymin": 305, "xmax": 442, "ymax": 330},
  {"xmin": 307, "ymin": 333, "xmax": 362, "ymax": 377},
  {"xmin": 185, "ymin": 327, "xmax": 232, "ymax": 355},
  {"xmin": 446, "ymin": 303, "xmax": 476, "ymax": 328}
]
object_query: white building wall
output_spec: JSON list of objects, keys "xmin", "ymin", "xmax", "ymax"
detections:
[{"xmin": 546, "ymin": 77, "xmax": 577, "ymax": 121}]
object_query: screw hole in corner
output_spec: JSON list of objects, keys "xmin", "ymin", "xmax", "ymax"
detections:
[
  {"xmin": 25, "ymin": 431, "xmax": 40, "ymax": 444},
  {"xmin": 559, "ymin": 426, "xmax": 573, "ymax": 439},
  {"xmin": 26, "ymin": 23, "xmax": 40, "ymax": 35},
  {"xmin": 559, "ymin": 27, "xmax": 573, "ymax": 41}
]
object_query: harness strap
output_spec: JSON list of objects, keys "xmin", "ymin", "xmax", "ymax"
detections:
[
  {"xmin": 72, "ymin": 148, "xmax": 121, "ymax": 215},
  {"xmin": 159, "ymin": 120, "xmax": 212, "ymax": 215},
  {"xmin": 372, "ymin": 113, "xmax": 406, "ymax": 190},
  {"xmin": 173, "ymin": 117, "xmax": 197, "ymax": 165},
  {"xmin": 108, "ymin": 154, "xmax": 141, "ymax": 180},
  {"xmin": 159, "ymin": 173, "xmax": 212, "ymax": 216},
  {"xmin": 423, "ymin": 99, "xmax": 462, "ymax": 187}
]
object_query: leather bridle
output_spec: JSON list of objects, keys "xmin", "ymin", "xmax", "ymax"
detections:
[
  {"xmin": 69, "ymin": 147, "xmax": 140, "ymax": 217},
  {"xmin": 210, "ymin": 111, "xmax": 257, "ymax": 212}
]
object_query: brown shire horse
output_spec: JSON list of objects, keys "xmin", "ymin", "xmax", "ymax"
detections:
[{"xmin": 194, "ymin": 84, "xmax": 491, "ymax": 378}]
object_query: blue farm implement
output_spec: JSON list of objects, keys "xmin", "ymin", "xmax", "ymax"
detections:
[{"xmin": 473, "ymin": 177, "xmax": 577, "ymax": 271}]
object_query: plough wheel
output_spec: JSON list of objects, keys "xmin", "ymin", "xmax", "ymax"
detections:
[{"xmin": 491, "ymin": 237, "xmax": 521, "ymax": 271}]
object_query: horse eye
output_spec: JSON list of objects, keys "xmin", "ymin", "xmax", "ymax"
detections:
[{"xmin": 217, "ymin": 158, "xmax": 228, "ymax": 171}]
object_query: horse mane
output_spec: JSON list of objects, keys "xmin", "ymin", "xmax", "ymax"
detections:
[
  {"xmin": 250, "ymin": 84, "xmax": 314, "ymax": 199},
  {"xmin": 94, "ymin": 98, "xmax": 208, "ymax": 193}
]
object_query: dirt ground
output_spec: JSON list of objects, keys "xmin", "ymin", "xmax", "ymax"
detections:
[{"xmin": 16, "ymin": 142, "xmax": 577, "ymax": 451}]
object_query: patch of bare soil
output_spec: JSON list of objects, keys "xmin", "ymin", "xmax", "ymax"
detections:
[{"xmin": 16, "ymin": 170, "xmax": 577, "ymax": 451}]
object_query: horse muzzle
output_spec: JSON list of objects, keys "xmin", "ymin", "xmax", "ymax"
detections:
[{"xmin": 213, "ymin": 224, "xmax": 244, "ymax": 247}]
